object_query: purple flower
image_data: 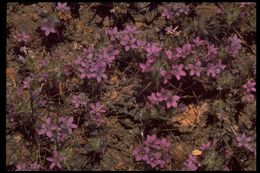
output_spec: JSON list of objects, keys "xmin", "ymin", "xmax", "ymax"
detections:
[
  {"xmin": 207, "ymin": 43, "xmax": 218, "ymax": 58},
  {"xmin": 179, "ymin": 4, "xmax": 190, "ymax": 15},
  {"xmin": 29, "ymin": 162, "xmax": 40, "ymax": 171},
  {"xmin": 90, "ymin": 102, "xmax": 106, "ymax": 116},
  {"xmin": 160, "ymin": 70, "xmax": 173, "ymax": 84},
  {"xmin": 165, "ymin": 95, "xmax": 180, "ymax": 108},
  {"xmin": 15, "ymin": 31, "xmax": 30, "ymax": 42},
  {"xmin": 144, "ymin": 134, "xmax": 157, "ymax": 146},
  {"xmin": 56, "ymin": 2, "xmax": 70, "ymax": 11},
  {"xmin": 188, "ymin": 60, "xmax": 202, "ymax": 77},
  {"xmin": 227, "ymin": 34, "xmax": 242, "ymax": 57},
  {"xmin": 71, "ymin": 93, "xmax": 88, "ymax": 109},
  {"xmin": 162, "ymin": 5, "xmax": 173, "ymax": 19},
  {"xmin": 171, "ymin": 64, "xmax": 186, "ymax": 80},
  {"xmin": 16, "ymin": 163, "xmax": 27, "ymax": 171},
  {"xmin": 89, "ymin": 102, "xmax": 106, "ymax": 127},
  {"xmin": 88, "ymin": 62, "xmax": 107, "ymax": 83},
  {"xmin": 22, "ymin": 76, "xmax": 33, "ymax": 89},
  {"xmin": 146, "ymin": 152, "xmax": 162, "ymax": 168},
  {"xmin": 192, "ymin": 37, "xmax": 204, "ymax": 47},
  {"xmin": 206, "ymin": 60, "xmax": 226, "ymax": 77},
  {"xmin": 155, "ymin": 138, "xmax": 171, "ymax": 149},
  {"xmin": 133, "ymin": 146, "xmax": 150, "ymax": 161},
  {"xmin": 148, "ymin": 93, "xmax": 160, "ymax": 105},
  {"xmin": 107, "ymin": 27, "xmax": 118, "ymax": 41},
  {"xmin": 38, "ymin": 117, "xmax": 57, "ymax": 138},
  {"xmin": 145, "ymin": 43, "xmax": 162, "ymax": 57},
  {"xmin": 241, "ymin": 92, "xmax": 254, "ymax": 103},
  {"xmin": 243, "ymin": 79, "xmax": 256, "ymax": 93},
  {"xmin": 183, "ymin": 154, "xmax": 201, "ymax": 171},
  {"xmin": 41, "ymin": 23, "xmax": 56, "ymax": 36},
  {"xmin": 199, "ymin": 140, "xmax": 212, "ymax": 151},
  {"xmin": 236, "ymin": 133, "xmax": 253, "ymax": 149},
  {"xmin": 59, "ymin": 116, "xmax": 78, "ymax": 134},
  {"xmin": 100, "ymin": 46, "xmax": 119, "ymax": 65},
  {"xmin": 46, "ymin": 150, "xmax": 64, "ymax": 169}
]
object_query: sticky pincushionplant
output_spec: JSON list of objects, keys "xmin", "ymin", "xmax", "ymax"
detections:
[{"xmin": 133, "ymin": 134, "xmax": 171, "ymax": 169}]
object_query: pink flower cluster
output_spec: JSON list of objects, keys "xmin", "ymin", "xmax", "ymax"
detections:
[
  {"xmin": 74, "ymin": 45, "xmax": 119, "ymax": 83},
  {"xmin": 148, "ymin": 88, "xmax": 180, "ymax": 109},
  {"xmin": 241, "ymin": 79, "xmax": 256, "ymax": 103},
  {"xmin": 227, "ymin": 34, "xmax": 242, "ymax": 57},
  {"xmin": 89, "ymin": 102, "xmax": 106, "ymax": 127},
  {"xmin": 107, "ymin": 25, "xmax": 144, "ymax": 52},
  {"xmin": 16, "ymin": 162, "xmax": 40, "ymax": 171},
  {"xmin": 182, "ymin": 154, "xmax": 201, "ymax": 171},
  {"xmin": 38, "ymin": 116, "xmax": 77, "ymax": 142},
  {"xmin": 162, "ymin": 3, "xmax": 190, "ymax": 20},
  {"xmin": 46, "ymin": 150, "xmax": 65, "ymax": 169},
  {"xmin": 133, "ymin": 134, "xmax": 171, "ymax": 169}
]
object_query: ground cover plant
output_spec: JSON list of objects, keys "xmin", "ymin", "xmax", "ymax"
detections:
[{"xmin": 6, "ymin": 2, "xmax": 256, "ymax": 171}]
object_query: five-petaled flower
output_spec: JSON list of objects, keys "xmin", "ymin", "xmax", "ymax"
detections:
[
  {"xmin": 171, "ymin": 64, "xmax": 186, "ymax": 80},
  {"xmin": 38, "ymin": 117, "xmax": 57, "ymax": 138},
  {"xmin": 15, "ymin": 31, "xmax": 30, "ymax": 43},
  {"xmin": 133, "ymin": 146, "xmax": 150, "ymax": 161},
  {"xmin": 56, "ymin": 2, "xmax": 70, "ymax": 11},
  {"xmin": 243, "ymin": 79, "xmax": 256, "ymax": 93},
  {"xmin": 41, "ymin": 23, "xmax": 57, "ymax": 36},
  {"xmin": 188, "ymin": 60, "xmax": 202, "ymax": 77},
  {"xmin": 59, "ymin": 116, "xmax": 78, "ymax": 134},
  {"xmin": 236, "ymin": 133, "xmax": 253, "ymax": 148},
  {"xmin": 46, "ymin": 150, "xmax": 64, "ymax": 169}
]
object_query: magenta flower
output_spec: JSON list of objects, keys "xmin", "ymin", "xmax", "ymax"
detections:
[
  {"xmin": 46, "ymin": 150, "xmax": 64, "ymax": 169},
  {"xmin": 192, "ymin": 37, "xmax": 204, "ymax": 47},
  {"xmin": 241, "ymin": 92, "xmax": 254, "ymax": 103},
  {"xmin": 148, "ymin": 93, "xmax": 161, "ymax": 105},
  {"xmin": 207, "ymin": 43, "xmax": 218, "ymax": 57},
  {"xmin": 29, "ymin": 162, "xmax": 40, "ymax": 171},
  {"xmin": 243, "ymin": 79, "xmax": 256, "ymax": 93},
  {"xmin": 179, "ymin": 4, "xmax": 190, "ymax": 14},
  {"xmin": 100, "ymin": 46, "xmax": 119, "ymax": 65},
  {"xmin": 165, "ymin": 95, "xmax": 180, "ymax": 108},
  {"xmin": 146, "ymin": 152, "xmax": 162, "ymax": 168},
  {"xmin": 15, "ymin": 31, "xmax": 30, "ymax": 43},
  {"xmin": 206, "ymin": 60, "xmax": 225, "ymax": 77},
  {"xmin": 145, "ymin": 43, "xmax": 162, "ymax": 57},
  {"xmin": 90, "ymin": 102, "xmax": 106, "ymax": 116},
  {"xmin": 22, "ymin": 76, "xmax": 33, "ymax": 89},
  {"xmin": 160, "ymin": 70, "xmax": 173, "ymax": 84},
  {"xmin": 227, "ymin": 34, "xmax": 242, "ymax": 57},
  {"xmin": 56, "ymin": 2, "xmax": 70, "ymax": 11},
  {"xmin": 182, "ymin": 154, "xmax": 201, "ymax": 171},
  {"xmin": 38, "ymin": 118, "xmax": 57, "ymax": 138},
  {"xmin": 133, "ymin": 146, "xmax": 150, "ymax": 161},
  {"xmin": 59, "ymin": 116, "xmax": 78, "ymax": 134},
  {"xmin": 144, "ymin": 134, "xmax": 157, "ymax": 146},
  {"xmin": 41, "ymin": 24, "xmax": 56, "ymax": 36},
  {"xmin": 88, "ymin": 62, "xmax": 107, "ymax": 83},
  {"xmin": 171, "ymin": 64, "xmax": 186, "ymax": 80},
  {"xmin": 16, "ymin": 163, "xmax": 27, "ymax": 171},
  {"xmin": 162, "ymin": 5, "xmax": 173, "ymax": 19},
  {"xmin": 188, "ymin": 60, "xmax": 202, "ymax": 77},
  {"xmin": 236, "ymin": 133, "xmax": 253, "ymax": 148},
  {"xmin": 199, "ymin": 140, "xmax": 212, "ymax": 151},
  {"xmin": 107, "ymin": 27, "xmax": 118, "ymax": 41},
  {"xmin": 71, "ymin": 93, "xmax": 88, "ymax": 109}
]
